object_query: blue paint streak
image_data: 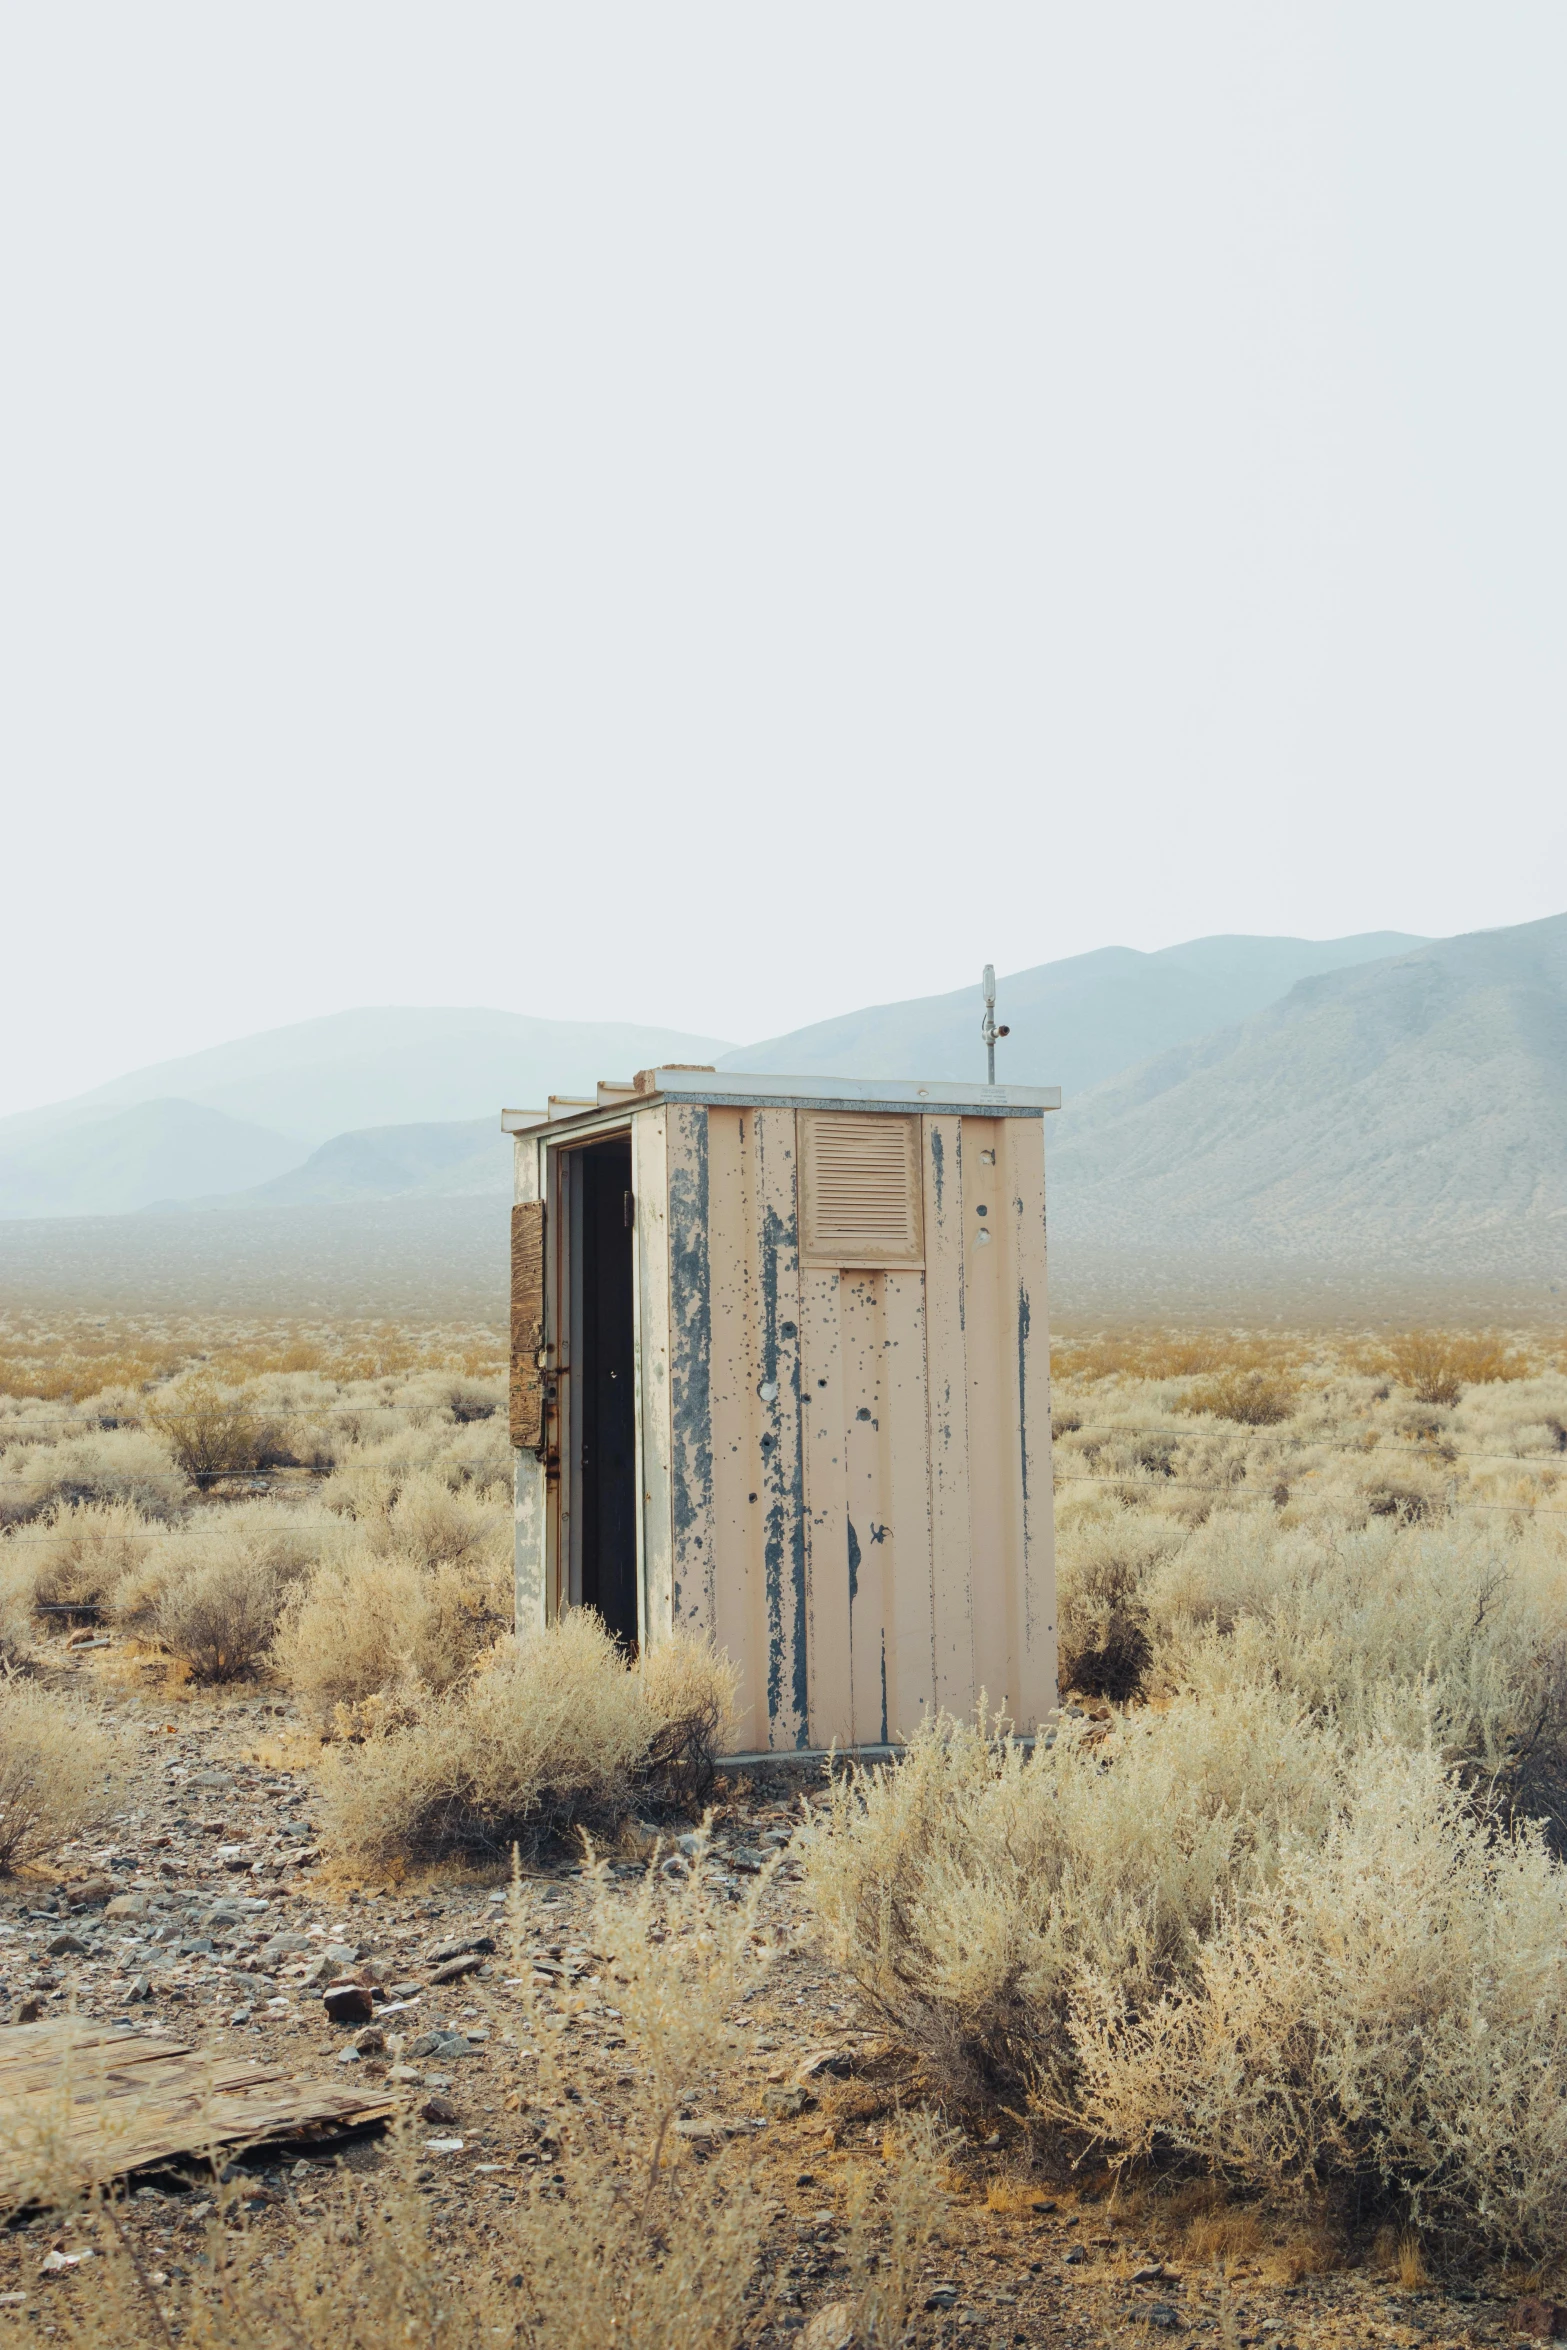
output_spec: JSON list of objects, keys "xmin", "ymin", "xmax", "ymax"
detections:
[{"xmin": 669, "ymin": 1111, "xmax": 713, "ymax": 1566}]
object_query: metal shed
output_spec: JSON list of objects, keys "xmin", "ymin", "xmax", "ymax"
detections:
[{"xmin": 504, "ymin": 1068, "xmax": 1061, "ymax": 1758}]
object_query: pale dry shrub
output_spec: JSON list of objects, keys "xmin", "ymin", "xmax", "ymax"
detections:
[
  {"xmin": 1180, "ymin": 1368, "xmax": 1297, "ymax": 1426},
  {"xmin": 1149, "ymin": 1513, "xmax": 1567, "ymax": 1841},
  {"xmin": 317, "ymin": 1407, "xmax": 511, "ymax": 1516},
  {"xmin": 70, "ymin": 1384, "xmax": 147, "ymax": 1430},
  {"xmin": 271, "ymin": 1530, "xmax": 513, "ymax": 1720},
  {"xmin": 269, "ymin": 1466, "xmax": 512, "ymax": 1717},
  {"xmin": 319, "ymin": 1615, "xmax": 738, "ymax": 1865},
  {"xmin": 1055, "ymin": 1514, "xmax": 1183, "ymax": 1698},
  {"xmin": 637, "ymin": 1628, "xmax": 743, "ymax": 1809},
  {"xmin": 0, "ymin": 1680, "xmax": 119, "ymax": 1869},
  {"xmin": 1063, "ymin": 1740, "xmax": 1567, "ymax": 2252},
  {"xmin": 440, "ymin": 1410, "xmax": 513, "ymax": 1492},
  {"xmin": 367, "ymin": 1467, "xmax": 509, "ymax": 1566},
  {"xmin": 1457, "ymin": 1373, "xmax": 1567, "ymax": 1440},
  {"xmin": 148, "ymin": 1374, "xmax": 283, "ymax": 1481},
  {"xmin": 0, "ymin": 1563, "xmax": 34, "ymax": 1668},
  {"xmin": 803, "ymin": 1693, "xmax": 1336, "ymax": 2105},
  {"xmin": 0, "ymin": 1428, "xmax": 188, "ymax": 1527},
  {"xmin": 392, "ymin": 1368, "xmax": 503, "ymax": 1423},
  {"xmin": 22, "ymin": 1501, "xmax": 152, "ymax": 1612},
  {"xmin": 1384, "ymin": 1330, "xmax": 1527, "ymax": 1406},
  {"xmin": 111, "ymin": 1503, "xmax": 321, "ymax": 1681}
]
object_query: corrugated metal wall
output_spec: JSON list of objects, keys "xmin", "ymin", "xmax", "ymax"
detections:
[{"xmin": 640, "ymin": 1103, "xmax": 1055, "ymax": 1753}]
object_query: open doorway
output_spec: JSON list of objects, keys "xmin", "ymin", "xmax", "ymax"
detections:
[{"xmin": 567, "ymin": 1137, "xmax": 638, "ymax": 1646}]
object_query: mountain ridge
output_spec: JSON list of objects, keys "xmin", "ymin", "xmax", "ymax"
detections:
[
  {"xmin": 1047, "ymin": 915, "xmax": 1567, "ymax": 1264},
  {"xmin": 721, "ymin": 930, "xmax": 1428, "ymax": 1094}
]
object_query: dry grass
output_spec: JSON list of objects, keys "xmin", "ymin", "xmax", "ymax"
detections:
[
  {"xmin": 17, "ymin": 1501, "xmax": 152, "ymax": 1612},
  {"xmin": 0, "ymin": 1429, "xmax": 190, "ymax": 1528},
  {"xmin": 0, "ymin": 1680, "xmax": 120, "ymax": 1870},
  {"xmin": 317, "ymin": 1614, "xmax": 740, "ymax": 1867},
  {"xmin": 0, "ymin": 1310, "xmax": 505, "ymax": 1403},
  {"xmin": 0, "ymin": 1838, "xmax": 945, "ymax": 2350}
]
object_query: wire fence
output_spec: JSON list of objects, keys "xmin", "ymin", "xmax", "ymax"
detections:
[{"xmin": 1052, "ymin": 1425, "xmax": 1567, "ymax": 1471}]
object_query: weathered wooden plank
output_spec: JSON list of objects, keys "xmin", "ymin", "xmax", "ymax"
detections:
[
  {"xmin": 707, "ymin": 1108, "xmax": 764, "ymax": 1748},
  {"xmin": 632, "ymin": 1104, "xmax": 675, "ymax": 1645},
  {"xmin": 0, "ymin": 2024, "xmax": 392, "ymax": 2200},
  {"xmin": 664, "ymin": 1103, "xmax": 715, "ymax": 1644},
  {"xmin": 880, "ymin": 1267, "xmax": 936, "ymax": 1740},
  {"xmin": 839, "ymin": 1273, "xmax": 886, "ymax": 1744},
  {"xmin": 749, "ymin": 1108, "xmax": 808, "ymax": 1749},
  {"xmin": 963, "ymin": 1116, "xmax": 1015, "ymax": 1724},
  {"xmin": 509, "ymin": 1201, "xmax": 546, "ymax": 1450},
  {"xmin": 1001, "ymin": 1112, "xmax": 1057, "ymax": 1729},
  {"xmin": 922, "ymin": 1116, "xmax": 974, "ymax": 1715},
  {"xmin": 799, "ymin": 1266, "xmax": 854, "ymax": 1749}
]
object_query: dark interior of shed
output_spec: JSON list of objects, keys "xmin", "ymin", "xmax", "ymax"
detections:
[{"xmin": 575, "ymin": 1137, "xmax": 638, "ymax": 1645}]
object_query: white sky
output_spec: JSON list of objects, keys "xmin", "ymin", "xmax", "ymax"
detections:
[{"xmin": 3, "ymin": 4, "xmax": 1565, "ymax": 1116}]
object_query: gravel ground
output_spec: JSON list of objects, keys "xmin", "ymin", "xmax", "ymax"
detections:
[{"xmin": 0, "ymin": 1662, "xmax": 1544, "ymax": 2348}]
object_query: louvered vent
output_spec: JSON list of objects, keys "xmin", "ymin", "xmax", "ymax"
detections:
[{"xmin": 798, "ymin": 1112, "xmax": 924, "ymax": 1266}]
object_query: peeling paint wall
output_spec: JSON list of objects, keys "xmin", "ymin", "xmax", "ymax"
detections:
[{"xmin": 642, "ymin": 1106, "xmax": 1055, "ymax": 1752}]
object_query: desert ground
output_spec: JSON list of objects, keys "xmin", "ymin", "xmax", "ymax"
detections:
[{"xmin": 0, "ymin": 1312, "xmax": 1565, "ymax": 2348}]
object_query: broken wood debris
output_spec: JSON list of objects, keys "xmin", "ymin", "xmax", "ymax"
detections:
[{"xmin": 0, "ymin": 2019, "xmax": 393, "ymax": 2200}]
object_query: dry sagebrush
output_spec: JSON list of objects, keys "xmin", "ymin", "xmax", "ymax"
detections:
[
  {"xmin": 0, "ymin": 1681, "xmax": 119, "ymax": 1870},
  {"xmin": 804, "ymin": 1693, "xmax": 1336, "ymax": 2109},
  {"xmin": 22, "ymin": 1501, "xmax": 152, "ymax": 1614},
  {"xmin": 1063, "ymin": 1741, "xmax": 1567, "ymax": 2253},
  {"xmin": 271, "ymin": 1472, "xmax": 513, "ymax": 1720},
  {"xmin": 318, "ymin": 1612, "xmax": 740, "ymax": 1866},
  {"xmin": 805, "ymin": 1710, "xmax": 1567, "ymax": 2252},
  {"xmin": 0, "ymin": 1428, "xmax": 189, "ymax": 1528}
]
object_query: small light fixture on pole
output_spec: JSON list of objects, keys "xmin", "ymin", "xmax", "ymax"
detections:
[{"xmin": 981, "ymin": 964, "xmax": 1010, "ymax": 1085}]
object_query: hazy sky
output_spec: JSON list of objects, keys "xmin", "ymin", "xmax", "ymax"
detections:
[{"xmin": 3, "ymin": 4, "xmax": 1565, "ymax": 1116}]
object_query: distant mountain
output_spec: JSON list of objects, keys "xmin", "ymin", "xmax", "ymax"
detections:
[
  {"xmin": 1048, "ymin": 915, "xmax": 1567, "ymax": 1270},
  {"xmin": 159, "ymin": 1116, "xmax": 512, "ymax": 1210},
  {"xmin": 0, "ymin": 1099, "xmax": 304, "ymax": 1220},
  {"xmin": 727, "ymin": 932, "xmax": 1427, "ymax": 1095},
  {"xmin": 0, "ymin": 1007, "xmax": 733, "ymax": 1155}
]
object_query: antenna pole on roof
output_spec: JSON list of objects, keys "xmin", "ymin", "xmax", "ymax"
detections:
[{"xmin": 981, "ymin": 964, "xmax": 1010, "ymax": 1085}]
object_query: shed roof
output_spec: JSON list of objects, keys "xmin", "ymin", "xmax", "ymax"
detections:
[{"xmin": 501, "ymin": 1068, "xmax": 1062, "ymax": 1139}]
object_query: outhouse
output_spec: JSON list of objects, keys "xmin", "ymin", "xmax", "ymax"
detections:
[{"xmin": 503, "ymin": 1067, "xmax": 1061, "ymax": 1758}]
